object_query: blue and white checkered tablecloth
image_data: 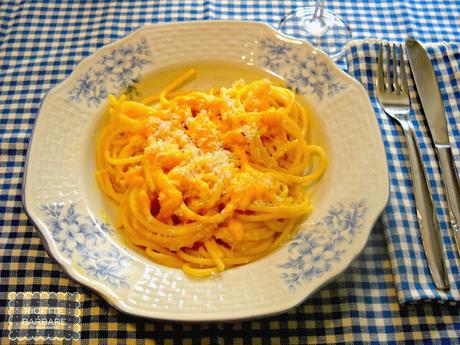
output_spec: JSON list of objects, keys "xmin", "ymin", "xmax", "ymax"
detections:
[{"xmin": 1, "ymin": 1, "xmax": 460, "ymax": 344}]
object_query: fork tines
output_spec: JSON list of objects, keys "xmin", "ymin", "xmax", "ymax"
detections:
[{"xmin": 377, "ymin": 42, "xmax": 409, "ymax": 97}]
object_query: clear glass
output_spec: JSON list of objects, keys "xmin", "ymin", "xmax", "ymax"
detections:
[{"xmin": 278, "ymin": 1, "xmax": 351, "ymax": 60}]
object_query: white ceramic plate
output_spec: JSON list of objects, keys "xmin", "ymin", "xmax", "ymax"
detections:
[{"xmin": 23, "ymin": 21, "xmax": 389, "ymax": 321}]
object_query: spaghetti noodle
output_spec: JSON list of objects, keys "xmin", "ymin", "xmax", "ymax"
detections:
[{"xmin": 96, "ymin": 69, "xmax": 327, "ymax": 277}]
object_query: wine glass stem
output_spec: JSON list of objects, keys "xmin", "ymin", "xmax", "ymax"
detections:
[
  {"xmin": 307, "ymin": 0, "xmax": 327, "ymax": 35},
  {"xmin": 312, "ymin": 0, "xmax": 324, "ymax": 20}
]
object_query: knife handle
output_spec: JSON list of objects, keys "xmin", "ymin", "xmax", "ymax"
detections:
[
  {"xmin": 404, "ymin": 125, "xmax": 449, "ymax": 289},
  {"xmin": 435, "ymin": 145, "xmax": 460, "ymax": 255}
]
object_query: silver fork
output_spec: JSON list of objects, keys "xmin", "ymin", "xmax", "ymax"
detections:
[{"xmin": 376, "ymin": 42, "xmax": 449, "ymax": 290}]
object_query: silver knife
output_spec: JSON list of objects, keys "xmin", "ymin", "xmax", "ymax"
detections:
[{"xmin": 406, "ymin": 38, "xmax": 460, "ymax": 261}]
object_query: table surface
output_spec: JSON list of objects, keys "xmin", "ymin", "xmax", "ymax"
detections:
[{"xmin": 1, "ymin": 1, "xmax": 460, "ymax": 344}]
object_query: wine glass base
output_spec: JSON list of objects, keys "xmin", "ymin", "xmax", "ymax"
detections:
[{"xmin": 279, "ymin": 7, "xmax": 351, "ymax": 60}]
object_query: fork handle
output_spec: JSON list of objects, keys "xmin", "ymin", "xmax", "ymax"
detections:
[{"xmin": 403, "ymin": 125, "xmax": 449, "ymax": 290}]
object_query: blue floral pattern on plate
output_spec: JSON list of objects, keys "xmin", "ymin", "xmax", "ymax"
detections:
[
  {"xmin": 38, "ymin": 203, "xmax": 131, "ymax": 288},
  {"xmin": 279, "ymin": 200, "xmax": 368, "ymax": 292},
  {"xmin": 258, "ymin": 38, "xmax": 346, "ymax": 100},
  {"xmin": 68, "ymin": 36, "xmax": 151, "ymax": 107}
]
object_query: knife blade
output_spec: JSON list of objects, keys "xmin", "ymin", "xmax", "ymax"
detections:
[{"xmin": 405, "ymin": 38, "xmax": 460, "ymax": 260}]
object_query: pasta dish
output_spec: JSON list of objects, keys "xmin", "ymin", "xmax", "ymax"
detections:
[{"xmin": 96, "ymin": 69, "xmax": 326, "ymax": 277}]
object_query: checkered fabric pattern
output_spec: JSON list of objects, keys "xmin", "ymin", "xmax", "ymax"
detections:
[{"xmin": 1, "ymin": 1, "xmax": 460, "ymax": 344}]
